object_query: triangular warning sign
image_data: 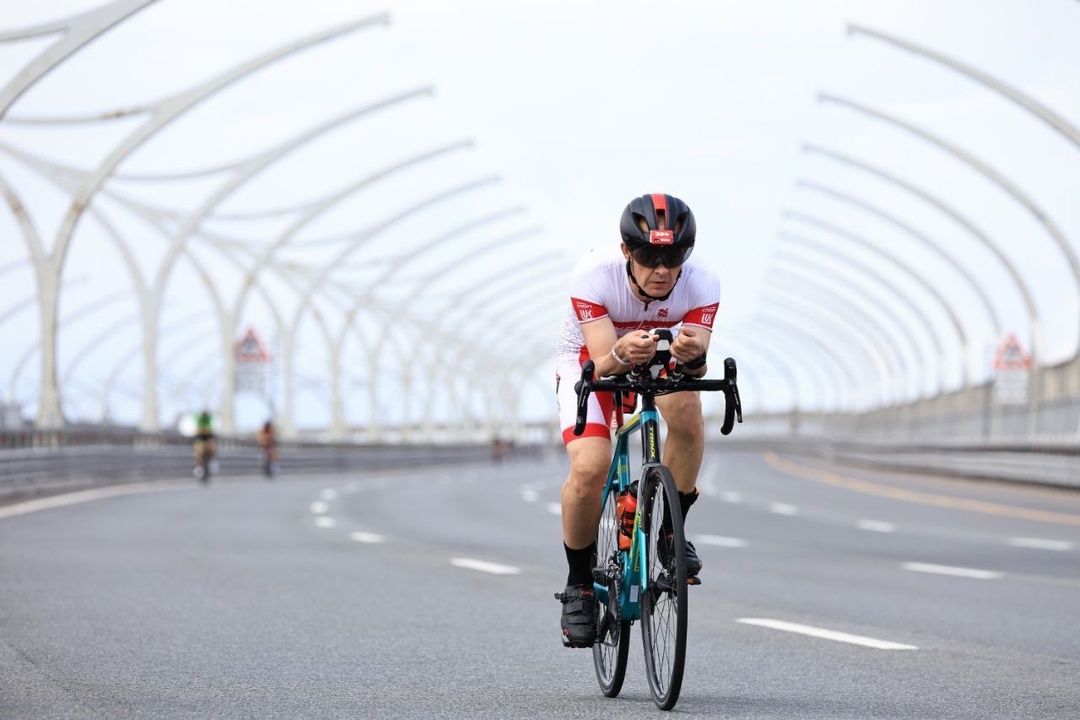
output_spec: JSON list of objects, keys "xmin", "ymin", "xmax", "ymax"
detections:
[
  {"xmin": 993, "ymin": 333, "xmax": 1030, "ymax": 371},
  {"xmin": 235, "ymin": 327, "xmax": 270, "ymax": 363}
]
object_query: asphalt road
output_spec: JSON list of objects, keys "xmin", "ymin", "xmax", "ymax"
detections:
[{"xmin": 2, "ymin": 448, "xmax": 1078, "ymax": 719}]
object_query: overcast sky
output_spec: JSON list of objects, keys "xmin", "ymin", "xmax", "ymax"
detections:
[{"xmin": 2, "ymin": 0, "xmax": 1079, "ymax": 424}]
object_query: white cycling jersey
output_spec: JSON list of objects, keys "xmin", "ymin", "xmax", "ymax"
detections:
[
  {"xmin": 556, "ymin": 244, "xmax": 721, "ymax": 364},
  {"xmin": 555, "ymin": 244, "xmax": 721, "ymax": 444}
]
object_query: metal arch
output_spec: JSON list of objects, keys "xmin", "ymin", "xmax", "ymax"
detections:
[
  {"xmin": 368, "ymin": 225, "xmax": 547, "ymax": 305},
  {"xmin": 0, "ymin": 0, "xmax": 160, "ymax": 118},
  {"xmin": 772, "ymin": 248, "xmax": 938, "ymax": 396},
  {"xmin": 759, "ymin": 287, "xmax": 900, "ymax": 403},
  {"xmin": 818, "ymin": 93, "xmax": 1080, "ymax": 356},
  {"xmin": 130, "ymin": 88, "xmax": 436, "ymax": 431},
  {"xmin": 782, "ymin": 211, "xmax": 970, "ymax": 386},
  {"xmin": 795, "ymin": 179, "xmax": 1002, "ymax": 337},
  {"xmin": 802, "ymin": 144, "xmax": 1042, "ymax": 363},
  {"xmin": 762, "ymin": 272, "xmax": 910, "ymax": 401},
  {"xmin": 269, "ymin": 175, "xmax": 501, "ymax": 435},
  {"xmin": 12, "ymin": 12, "xmax": 390, "ymax": 427},
  {"xmin": 755, "ymin": 306, "xmax": 879, "ymax": 410},
  {"xmin": 847, "ymin": 24, "xmax": 1080, "ymax": 153},
  {"xmin": 734, "ymin": 319, "xmax": 844, "ymax": 412},
  {"xmin": 715, "ymin": 333, "xmax": 804, "ymax": 413}
]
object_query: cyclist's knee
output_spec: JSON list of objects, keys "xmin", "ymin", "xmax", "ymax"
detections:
[
  {"xmin": 566, "ymin": 438, "xmax": 610, "ymax": 494},
  {"xmin": 658, "ymin": 393, "xmax": 704, "ymax": 435}
]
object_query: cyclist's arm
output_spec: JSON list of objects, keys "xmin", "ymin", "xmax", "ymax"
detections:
[
  {"xmin": 580, "ymin": 318, "xmax": 634, "ymax": 377},
  {"xmin": 672, "ymin": 326, "xmax": 712, "ymax": 377}
]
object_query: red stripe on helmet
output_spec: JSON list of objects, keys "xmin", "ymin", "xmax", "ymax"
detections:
[{"xmin": 650, "ymin": 193, "xmax": 667, "ymax": 216}]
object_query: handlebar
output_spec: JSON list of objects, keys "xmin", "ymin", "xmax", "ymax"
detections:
[{"xmin": 572, "ymin": 334, "xmax": 743, "ymax": 437}]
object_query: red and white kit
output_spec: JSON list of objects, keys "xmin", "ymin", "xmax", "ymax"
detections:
[{"xmin": 555, "ymin": 244, "xmax": 721, "ymax": 444}]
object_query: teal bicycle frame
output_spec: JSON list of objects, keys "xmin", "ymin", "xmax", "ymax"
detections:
[{"xmin": 594, "ymin": 391, "xmax": 663, "ymax": 622}]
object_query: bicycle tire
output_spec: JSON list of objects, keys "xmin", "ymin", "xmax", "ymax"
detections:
[
  {"xmin": 639, "ymin": 464, "xmax": 688, "ymax": 711},
  {"xmin": 592, "ymin": 485, "xmax": 631, "ymax": 697}
]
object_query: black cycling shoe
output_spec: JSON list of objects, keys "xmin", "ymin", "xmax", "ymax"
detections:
[
  {"xmin": 555, "ymin": 584, "xmax": 597, "ymax": 648},
  {"xmin": 661, "ymin": 534, "xmax": 703, "ymax": 584}
]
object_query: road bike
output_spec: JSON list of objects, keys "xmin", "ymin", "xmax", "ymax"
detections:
[
  {"xmin": 193, "ymin": 437, "xmax": 216, "ymax": 484},
  {"xmin": 571, "ymin": 329, "xmax": 742, "ymax": 711}
]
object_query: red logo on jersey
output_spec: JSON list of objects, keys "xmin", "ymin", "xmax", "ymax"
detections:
[
  {"xmin": 573, "ymin": 298, "xmax": 606, "ymax": 322},
  {"xmin": 657, "ymin": 308, "xmax": 669, "ymax": 318},
  {"xmin": 649, "ymin": 230, "xmax": 673, "ymax": 245}
]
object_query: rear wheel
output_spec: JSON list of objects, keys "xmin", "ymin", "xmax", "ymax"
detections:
[
  {"xmin": 639, "ymin": 465, "xmax": 687, "ymax": 711},
  {"xmin": 592, "ymin": 485, "xmax": 631, "ymax": 697}
]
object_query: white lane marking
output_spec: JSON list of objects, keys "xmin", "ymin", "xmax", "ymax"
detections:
[
  {"xmin": 350, "ymin": 531, "xmax": 386, "ymax": 544},
  {"xmin": 1008, "ymin": 537, "xmax": 1074, "ymax": 551},
  {"xmin": 546, "ymin": 502, "xmax": 562, "ymax": 516},
  {"xmin": 309, "ymin": 501, "xmax": 329, "ymax": 514},
  {"xmin": 520, "ymin": 487, "xmax": 539, "ymax": 502},
  {"xmin": 903, "ymin": 562, "xmax": 1002, "ymax": 580},
  {"xmin": 314, "ymin": 516, "xmax": 336, "ymax": 528},
  {"xmin": 769, "ymin": 502, "xmax": 798, "ymax": 516},
  {"xmin": 738, "ymin": 618, "xmax": 918, "ymax": 650},
  {"xmin": 721, "ymin": 491, "xmax": 742, "ymax": 503},
  {"xmin": 858, "ymin": 520, "xmax": 896, "ymax": 533},
  {"xmin": 450, "ymin": 558, "xmax": 521, "ymax": 575},
  {"xmin": 320, "ymin": 489, "xmax": 338, "ymax": 501},
  {"xmin": 0, "ymin": 482, "xmax": 182, "ymax": 519},
  {"xmin": 694, "ymin": 534, "xmax": 746, "ymax": 548}
]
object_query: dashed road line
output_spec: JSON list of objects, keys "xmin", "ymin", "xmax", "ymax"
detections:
[
  {"xmin": 738, "ymin": 618, "xmax": 917, "ymax": 650},
  {"xmin": 769, "ymin": 502, "xmax": 798, "ymax": 516},
  {"xmin": 450, "ymin": 558, "xmax": 521, "ymax": 575},
  {"xmin": 694, "ymin": 534, "xmax": 746, "ymax": 548},
  {"xmin": 309, "ymin": 501, "xmax": 329, "ymax": 514},
  {"xmin": 858, "ymin": 519, "xmax": 896, "ymax": 533},
  {"xmin": 1008, "ymin": 537, "xmax": 1074, "ymax": 551},
  {"xmin": 350, "ymin": 531, "xmax": 386, "ymax": 544},
  {"xmin": 903, "ymin": 562, "xmax": 1002, "ymax": 580}
]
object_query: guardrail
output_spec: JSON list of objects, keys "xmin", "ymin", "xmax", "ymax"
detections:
[
  {"xmin": 721, "ymin": 435, "xmax": 1079, "ymax": 489},
  {"xmin": 0, "ymin": 427, "xmax": 528, "ymax": 505}
]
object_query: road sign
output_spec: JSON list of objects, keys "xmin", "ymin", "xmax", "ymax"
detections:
[
  {"xmin": 235, "ymin": 327, "xmax": 270, "ymax": 363},
  {"xmin": 992, "ymin": 333, "xmax": 1031, "ymax": 371}
]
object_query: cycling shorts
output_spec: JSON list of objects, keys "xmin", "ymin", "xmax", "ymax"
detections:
[{"xmin": 556, "ymin": 355, "xmax": 632, "ymax": 445}]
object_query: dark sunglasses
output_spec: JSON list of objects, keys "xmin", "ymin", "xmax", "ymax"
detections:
[{"xmin": 630, "ymin": 245, "xmax": 693, "ymax": 269}]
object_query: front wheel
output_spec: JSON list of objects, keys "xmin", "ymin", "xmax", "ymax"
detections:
[
  {"xmin": 639, "ymin": 464, "xmax": 688, "ymax": 711},
  {"xmin": 592, "ymin": 485, "xmax": 630, "ymax": 697}
]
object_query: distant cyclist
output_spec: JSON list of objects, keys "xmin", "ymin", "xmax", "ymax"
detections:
[
  {"xmin": 256, "ymin": 420, "xmax": 279, "ymax": 478},
  {"xmin": 193, "ymin": 409, "xmax": 217, "ymax": 480},
  {"xmin": 554, "ymin": 193, "xmax": 721, "ymax": 647}
]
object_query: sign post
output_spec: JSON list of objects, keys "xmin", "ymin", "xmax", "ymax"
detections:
[
  {"xmin": 234, "ymin": 327, "xmax": 271, "ymax": 396},
  {"xmin": 992, "ymin": 333, "xmax": 1031, "ymax": 406}
]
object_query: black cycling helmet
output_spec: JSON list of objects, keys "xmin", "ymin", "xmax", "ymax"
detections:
[{"xmin": 619, "ymin": 193, "xmax": 696, "ymax": 267}]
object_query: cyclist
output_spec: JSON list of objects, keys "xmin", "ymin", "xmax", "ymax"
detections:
[
  {"xmin": 256, "ymin": 419, "xmax": 279, "ymax": 477},
  {"xmin": 193, "ymin": 409, "xmax": 217, "ymax": 477},
  {"xmin": 554, "ymin": 193, "xmax": 720, "ymax": 648}
]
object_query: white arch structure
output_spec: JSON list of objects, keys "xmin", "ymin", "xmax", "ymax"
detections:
[{"xmin": 0, "ymin": 2, "xmax": 569, "ymax": 439}]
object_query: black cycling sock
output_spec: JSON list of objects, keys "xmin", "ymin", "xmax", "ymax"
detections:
[
  {"xmin": 679, "ymin": 489, "xmax": 699, "ymax": 521},
  {"xmin": 564, "ymin": 542, "xmax": 596, "ymax": 587}
]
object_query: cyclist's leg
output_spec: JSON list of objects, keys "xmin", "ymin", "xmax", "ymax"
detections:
[
  {"xmin": 655, "ymin": 391, "xmax": 704, "ymax": 494},
  {"xmin": 555, "ymin": 363, "xmax": 614, "ymax": 647},
  {"xmin": 655, "ymin": 392, "xmax": 705, "ymax": 577}
]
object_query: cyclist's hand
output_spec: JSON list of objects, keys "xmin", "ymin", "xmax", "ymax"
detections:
[
  {"xmin": 621, "ymin": 331, "xmax": 658, "ymax": 366},
  {"xmin": 671, "ymin": 327, "xmax": 707, "ymax": 364}
]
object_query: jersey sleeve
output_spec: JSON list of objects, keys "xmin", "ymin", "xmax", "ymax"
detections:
[
  {"xmin": 568, "ymin": 251, "xmax": 610, "ymax": 324},
  {"xmin": 681, "ymin": 266, "xmax": 721, "ymax": 330}
]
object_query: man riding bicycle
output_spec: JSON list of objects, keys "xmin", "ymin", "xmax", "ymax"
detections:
[
  {"xmin": 193, "ymin": 409, "xmax": 217, "ymax": 476},
  {"xmin": 554, "ymin": 193, "xmax": 720, "ymax": 648}
]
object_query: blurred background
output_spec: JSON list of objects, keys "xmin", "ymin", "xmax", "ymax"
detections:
[{"xmin": 1, "ymin": 0, "xmax": 1078, "ymax": 455}]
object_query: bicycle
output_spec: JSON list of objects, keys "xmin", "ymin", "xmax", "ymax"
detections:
[
  {"xmin": 571, "ymin": 329, "xmax": 742, "ymax": 711},
  {"xmin": 193, "ymin": 436, "xmax": 216, "ymax": 484}
]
